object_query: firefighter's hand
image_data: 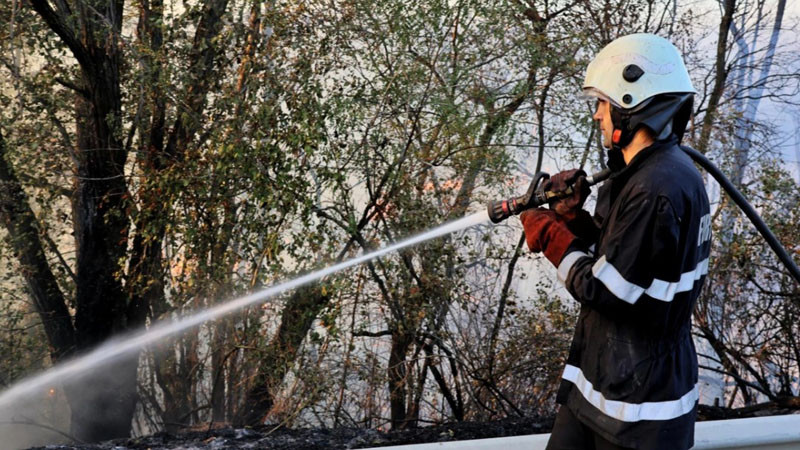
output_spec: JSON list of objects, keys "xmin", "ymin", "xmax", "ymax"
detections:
[
  {"xmin": 519, "ymin": 208, "xmax": 576, "ymax": 267},
  {"xmin": 545, "ymin": 169, "xmax": 590, "ymax": 220}
]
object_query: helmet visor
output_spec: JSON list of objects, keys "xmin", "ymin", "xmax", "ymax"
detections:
[{"xmin": 581, "ymin": 87, "xmax": 621, "ymax": 109}]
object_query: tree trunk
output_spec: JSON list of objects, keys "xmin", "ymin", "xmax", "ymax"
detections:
[
  {"xmin": 153, "ymin": 333, "xmax": 200, "ymax": 431},
  {"xmin": 236, "ymin": 285, "xmax": 330, "ymax": 425},
  {"xmin": 388, "ymin": 330, "xmax": 413, "ymax": 429},
  {"xmin": 126, "ymin": 0, "xmax": 230, "ymax": 430},
  {"xmin": 27, "ymin": 0, "xmax": 140, "ymax": 440},
  {"xmin": 0, "ymin": 130, "xmax": 76, "ymax": 362},
  {"xmin": 696, "ymin": 0, "xmax": 736, "ymax": 153},
  {"xmin": 68, "ymin": 80, "xmax": 139, "ymax": 445},
  {"xmin": 210, "ymin": 324, "xmax": 229, "ymax": 422},
  {"xmin": 732, "ymin": 0, "xmax": 785, "ymax": 184}
]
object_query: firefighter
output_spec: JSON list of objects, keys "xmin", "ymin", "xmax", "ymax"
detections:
[{"xmin": 521, "ymin": 33, "xmax": 712, "ymax": 449}]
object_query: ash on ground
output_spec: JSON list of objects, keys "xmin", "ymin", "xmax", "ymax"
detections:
[
  {"xmin": 31, "ymin": 405, "xmax": 800, "ymax": 450},
  {"xmin": 31, "ymin": 416, "xmax": 554, "ymax": 450}
]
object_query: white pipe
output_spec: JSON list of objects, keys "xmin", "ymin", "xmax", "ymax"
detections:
[
  {"xmin": 364, "ymin": 414, "xmax": 800, "ymax": 450},
  {"xmin": 693, "ymin": 414, "xmax": 800, "ymax": 449}
]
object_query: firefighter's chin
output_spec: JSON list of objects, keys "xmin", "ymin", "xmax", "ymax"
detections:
[{"xmin": 600, "ymin": 131, "xmax": 612, "ymax": 149}]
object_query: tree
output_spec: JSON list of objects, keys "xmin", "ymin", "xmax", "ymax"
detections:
[{"xmin": 0, "ymin": 0, "xmax": 319, "ymax": 439}]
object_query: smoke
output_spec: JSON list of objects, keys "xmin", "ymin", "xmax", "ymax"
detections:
[
  {"xmin": 0, "ymin": 389, "xmax": 71, "ymax": 449},
  {"xmin": 0, "ymin": 352, "xmax": 141, "ymax": 449}
]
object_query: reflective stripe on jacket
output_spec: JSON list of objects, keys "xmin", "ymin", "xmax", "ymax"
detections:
[{"xmin": 556, "ymin": 137, "xmax": 711, "ymax": 450}]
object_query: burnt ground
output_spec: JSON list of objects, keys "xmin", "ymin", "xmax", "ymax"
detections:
[
  {"xmin": 30, "ymin": 416, "xmax": 553, "ymax": 450},
  {"xmin": 29, "ymin": 405, "xmax": 800, "ymax": 450}
]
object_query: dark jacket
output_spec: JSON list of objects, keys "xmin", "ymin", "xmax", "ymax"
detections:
[{"xmin": 556, "ymin": 137, "xmax": 711, "ymax": 449}]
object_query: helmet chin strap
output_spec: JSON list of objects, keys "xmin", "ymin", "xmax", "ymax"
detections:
[
  {"xmin": 608, "ymin": 108, "xmax": 633, "ymax": 172},
  {"xmin": 607, "ymin": 121, "xmax": 673, "ymax": 173},
  {"xmin": 610, "ymin": 105, "xmax": 635, "ymax": 148}
]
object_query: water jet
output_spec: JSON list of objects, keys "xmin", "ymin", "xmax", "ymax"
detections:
[{"xmin": 0, "ymin": 211, "xmax": 489, "ymax": 449}]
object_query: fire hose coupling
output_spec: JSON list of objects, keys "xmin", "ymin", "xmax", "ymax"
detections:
[{"xmin": 488, "ymin": 168, "xmax": 612, "ymax": 224}]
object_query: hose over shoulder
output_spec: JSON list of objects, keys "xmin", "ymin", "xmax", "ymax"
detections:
[{"xmin": 680, "ymin": 145, "xmax": 800, "ymax": 286}]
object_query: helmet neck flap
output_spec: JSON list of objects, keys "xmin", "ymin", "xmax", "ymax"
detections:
[{"xmin": 606, "ymin": 93, "xmax": 694, "ymax": 171}]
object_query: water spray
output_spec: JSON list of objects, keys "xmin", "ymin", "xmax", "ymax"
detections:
[{"xmin": 0, "ymin": 211, "xmax": 489, "ymax": 423}]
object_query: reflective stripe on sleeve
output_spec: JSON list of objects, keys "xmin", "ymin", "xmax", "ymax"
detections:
[
  {"xmin": 591, "ymin": 256, "xmax": 710, "ymax": 304},
  {"xmin": 591, "ymin": 256, "xmax": 644, "ymax": 304},
  {"xmin": 562, "ymin": 364, "xmax": 698, "ymax": 422},
  {"xmin": 644, "ymin": 257, "xmax": 709, "ymax": 301},
  {"xmin": 558, "ymin": 251, "xmax": 589, "ymax": 284}
]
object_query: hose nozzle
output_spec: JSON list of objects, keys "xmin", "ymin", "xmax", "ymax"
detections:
[
  {"xmin": 487, "ymin": 197, "xmax": 524, "ymax": 224},
  {"xmin": 487, "ymin": 167, "xmax": 612, "ymax": 224}
]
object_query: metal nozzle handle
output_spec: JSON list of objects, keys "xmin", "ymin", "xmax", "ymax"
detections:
[
  {"xmin": 487, "ymin": 167, "xmax": 612, "ymax": 224},
  {"xmin": 585, "ymin": 168, "xmax": 612, "ymax": 185}
]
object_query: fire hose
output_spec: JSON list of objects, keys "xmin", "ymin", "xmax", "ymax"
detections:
[{"xmin": 487, "ymin": 146, "xmax": 800, "ymax": 286}]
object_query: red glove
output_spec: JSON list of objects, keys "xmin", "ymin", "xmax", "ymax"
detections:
[
  {"xmin": 519, "ymin": 208, "xmax": 576, "ymax": 266},
  {"xmin": 545, "ymin": 169, "xmax": 590, "ymax": 220}
]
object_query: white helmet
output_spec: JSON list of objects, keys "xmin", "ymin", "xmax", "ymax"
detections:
[
  {"xmin": 583, "ymin": 33, "xmax": 695, "ymax": 109},
  {"xmin": 583, "ymin": 33, "xmax": 696, "ymax": 155}
]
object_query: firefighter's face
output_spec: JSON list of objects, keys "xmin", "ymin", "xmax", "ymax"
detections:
[{"xmin": 593, "ymin": 99, "xmax": 613, "ymax": 149}]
